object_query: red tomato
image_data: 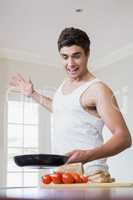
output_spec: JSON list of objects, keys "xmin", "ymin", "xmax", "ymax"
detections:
[
  {"xmin": 55, "ymin": 171, "xmax": 62, "ymax": 178},
  {"xmin": 71, "ymin": 172, "xmax": 82, "ymax": 183},
  {"xmin": 42, "ymin": 175, "xmax": 52, "ymax": 184},
  {"xmin": 51, "ymin": 172, "xmax": 62, "ymax": 184},
  {"xmin": 62, "ymin": 172, "xmax": 74, "ymax": 184},
  {"xmin": 81, "ymin": 175, "xmax": 89, "ymax": 183}
]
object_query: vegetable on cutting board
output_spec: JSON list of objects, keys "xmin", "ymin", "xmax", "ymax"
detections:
[
  {"xmin": 42, "ymin": 162, "xmax": 89, "ymax": 185},
  {"xmin": 42, "ymin": 171, "xmax": 89, "ymax": 184}
]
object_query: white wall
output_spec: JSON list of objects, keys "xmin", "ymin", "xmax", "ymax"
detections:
[
  {"xmin": 6, "ymin": 59, "xmax": 65, "ymax": 154},
  {"xmin": 0, "ymin": 59, "xmax": 8, "ymax": 186},
  {"xmin": 6, "ymin": 59, "xmax": 65, "ymax": 153},
  {"xmin": 0, "ymin": 58, "xmax": 65, "ymax": 187},
  {"xmin": 94, "ymin": 54, "xmax": 133, "ymax": 181}
]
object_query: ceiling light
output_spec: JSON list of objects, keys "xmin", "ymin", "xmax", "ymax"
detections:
[{"xmin": 75, "ymin": 8, "xmax": 83, "ymax": 12}]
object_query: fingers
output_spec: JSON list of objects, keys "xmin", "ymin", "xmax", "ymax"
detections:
[
  {"xmin": 17, "ymin": 73, "xmax": 25, "ymax": 83},
  {"xmin": 11, "ymin": 73, "xmax": 25, "ymax": 85},
  {"xmin": 66, "ymin": 155, "xmax": 76, "ymax": 164},
  {"xmin": 9, "ymin": 74, "xmax": 29, "ymax": 88},
  {"xmin": 9, "ymin": 79, "xmax": 16, "ymax": 87},
  {"xmin": 65, "ymin": 149, "xmax": 86, "ymax": 164},
  {"xmin": 65, "ymin": 151, "xmax": 75, "ymax": 163},
  {"xmin": 9, "ymin": 76, "xmax": 19, "ymax": 87},
  {"xmin": 29, "ymin": 77, "xmax": 33, "ymax": 85},
  {"xmin": 66, "ymin": 152, "xmax": 81, "ymax": 164},
  {"xmin": 9, "ymin": 74, "xmax": 27, "ymax": 94},
  {"xmin": 65, "ymin": 150, "xmax": 75, "ymax": 157}
]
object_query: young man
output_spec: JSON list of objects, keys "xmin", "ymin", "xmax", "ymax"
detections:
[{"xmin": 10, "ymin": 27, "xmax": 131, "ymax": 182}]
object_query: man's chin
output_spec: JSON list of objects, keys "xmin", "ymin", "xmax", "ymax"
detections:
[
  {"xmin": 67, "ymin": 72, "xmax": 79, "ymax": 79},
  {"xmin": 68, "ymin": 75, "xmax": 79, "ymax": 80}
]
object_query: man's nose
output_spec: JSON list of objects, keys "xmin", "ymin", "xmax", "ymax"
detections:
[{"xmin": 68, "ymin": 58, "xmax": 75, "ymax": 66}]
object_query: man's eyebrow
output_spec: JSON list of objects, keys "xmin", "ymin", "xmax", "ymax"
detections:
[
  {"xmin": 61, "ymin": 52, "xmax": 81, "ymax": 56},
  {"xmin": 60, "ymin": 53, "xmax": 68, "ymax": 56},
  {"xmin": 72, "ymin": 52, "xmax": 81, "ymax": 55},
  {"xmin": 74, "ymin": 51, "xmax": 81, "ymax": 54}
]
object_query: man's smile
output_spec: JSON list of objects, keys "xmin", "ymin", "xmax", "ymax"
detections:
[{"xmin": 67, "ymin": 67, "xmax": 79, "ymax": 74}]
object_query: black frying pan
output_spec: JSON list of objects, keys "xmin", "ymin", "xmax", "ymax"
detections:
[{"xmin": 14, "ymin": 154, "xmax": 68, "ymax": 168}]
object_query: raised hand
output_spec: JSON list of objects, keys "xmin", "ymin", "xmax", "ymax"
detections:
[{"xmin": 9, "ymin": 73, "xmax": 34, "ymax": 97}]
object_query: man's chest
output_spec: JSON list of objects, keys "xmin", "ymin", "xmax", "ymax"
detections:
[
  {"xmin": 58, "ymin": 80, "xmax": 101, "ymax": 119},
  {"xmin": 61, "ymin": 82, "xmax": 97, "ymax": 110}
]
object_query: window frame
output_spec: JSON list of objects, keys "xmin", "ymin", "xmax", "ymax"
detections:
[{"xmin": 6, "ymin": 91, "xmax": 39, "ymax": 188}]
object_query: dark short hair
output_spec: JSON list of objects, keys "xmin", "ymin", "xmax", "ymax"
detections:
[{"xmin": 57, "ymin": 27, "xmax": 90, "ymax": 55}]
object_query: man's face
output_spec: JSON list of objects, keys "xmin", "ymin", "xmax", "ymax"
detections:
[{"xmin": 60, "ymin": 45, "xmax": 89, "ymax": 80}]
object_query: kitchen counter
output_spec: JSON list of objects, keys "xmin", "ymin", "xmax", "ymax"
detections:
[{"xmin": 0, "ymin": 186, "xmax": 133, "ymax": 200}]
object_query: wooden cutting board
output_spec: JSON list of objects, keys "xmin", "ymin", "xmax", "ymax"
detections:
[{"xmin": 42, "ymin": 182, "xmax": 133, "ymax": 188}]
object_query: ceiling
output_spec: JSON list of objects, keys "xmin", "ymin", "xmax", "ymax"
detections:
[{"xmin": 0, "ymin": 0, "xmax": 133, "ymax": 70}]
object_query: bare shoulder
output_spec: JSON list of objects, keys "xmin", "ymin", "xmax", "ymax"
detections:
[
  {"xmin": 89, "ymin": 81, "xmax": 118, "ymax": 109},
  {"xmin": 82, "ymin": 80, "xmax": 115, "ymax": 109},
  {"xmin": 90, "ymin": 81, "xmax": 114, "ymax": 98},
  {"xmin": 92, "ymin": 81, "xmax": 120, "ymax": 111}
]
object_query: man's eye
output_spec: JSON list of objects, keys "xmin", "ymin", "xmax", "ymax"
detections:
[
  {"xmin": 63, "ymin": 56, "xmax": 68, "ymax": 60},
  {"xmin": 73, "ymin": 54, "xmax": 80, "ymax": 59}
]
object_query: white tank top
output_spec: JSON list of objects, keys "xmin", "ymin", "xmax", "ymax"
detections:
[{"xmin": 52, "ymin": 78, "xmax": 109, "ymax": 175}]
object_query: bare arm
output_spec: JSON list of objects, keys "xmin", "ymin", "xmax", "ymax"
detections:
[
  {"xmin": 30, "ymin": 90, "xmax": 53, "ymax": 112},
  {"xmin": 85, "ymin": 84, "xmax": 132, "ymax": 161},
  {"xmin": 9, "ymin": 73, "xmax": 53, "ymax": 112},
  {"xmin": 66, "ymin": 84, "xmax": 132, "ymax": 163}
]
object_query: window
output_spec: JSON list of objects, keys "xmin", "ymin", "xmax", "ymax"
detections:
[{"xmin": 7, "ymin": 92, "xmax": 39, "ymax": 187}]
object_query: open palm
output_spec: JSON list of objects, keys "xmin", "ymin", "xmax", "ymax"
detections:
[{"xmin": 9, "ymin": 74, "xmax": 34, "ymax": 97}]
